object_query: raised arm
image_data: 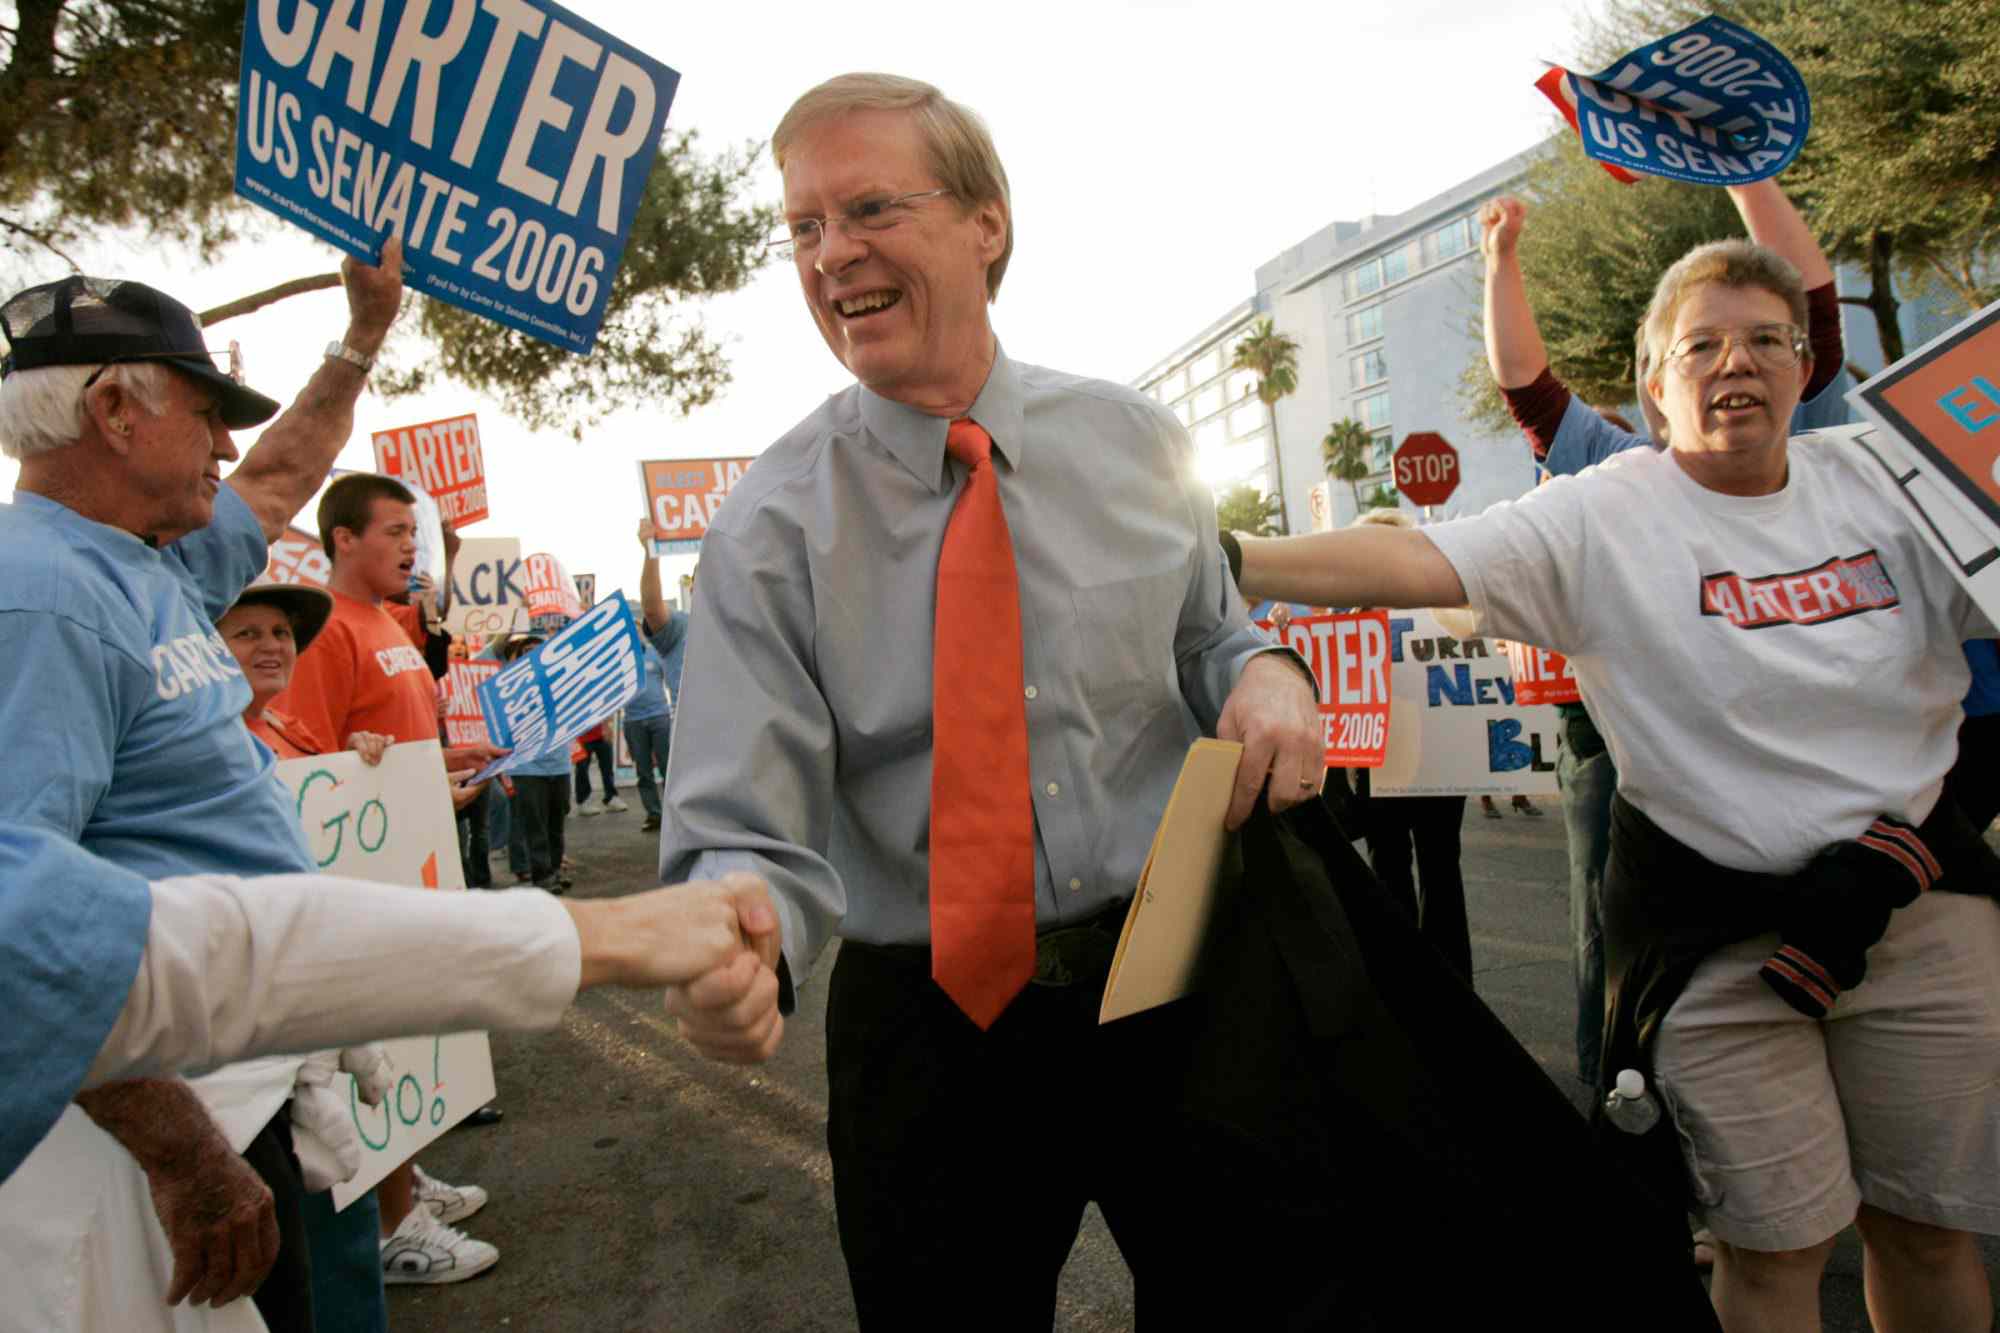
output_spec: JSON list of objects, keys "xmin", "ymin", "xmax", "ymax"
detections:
[
  {"xmin": 225, "ymin": 238, "xmax": 406, "ymax": 542},
  {"xmin": 1481, "ymin": 196, "xmax": 1550, "ymax": 390},
  {"xmin": 1727, "ymin": 180, "xmax": 1842, "ymax": 401},
  {"xmin": 637, "ymin": 517, "xmax": 669, "ymax": 633},
  {"xmin": 1235, "ymin": 526, "xmax": 1467, "ymax": 613},
  {"xmin": 1726, "ymin": 180, "xmax": 1834, "ymax": 289}
]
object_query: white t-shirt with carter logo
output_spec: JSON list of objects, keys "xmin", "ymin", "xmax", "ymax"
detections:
[{"xmin": 1426, "ymin": 436, "xmax": 1993, "ymax": 875}]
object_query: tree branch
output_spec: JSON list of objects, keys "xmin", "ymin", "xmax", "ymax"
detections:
[
  {"xmin": 200, "ymin": 272, "xmax": 341, "ymax": 326},
  {"xmin": 1921, "ymin": 251, "xmax": 1984, "ymax": 313},
  {"xmin": 0, "ymin": 213, "xmax": 81, "ymax": 269}
]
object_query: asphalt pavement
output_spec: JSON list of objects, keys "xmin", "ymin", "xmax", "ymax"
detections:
[{"xmin": 392, "ymin": 795, "xmax": 1997, "ymax": 1332}]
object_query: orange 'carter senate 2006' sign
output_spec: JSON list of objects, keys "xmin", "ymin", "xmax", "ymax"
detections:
[{"xmin": 373, "ymin": 413, "xmax": 489, "ymax": 527}]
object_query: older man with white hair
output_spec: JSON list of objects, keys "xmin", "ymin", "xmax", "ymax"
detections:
[{"xmin": 0, "ymin": 242, "xmax": 409, "ymax": 1332}]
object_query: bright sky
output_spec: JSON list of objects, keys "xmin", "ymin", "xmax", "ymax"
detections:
[{"xmin": 2, "ymin": 0, "xmax": 1596, "ymax": 593}]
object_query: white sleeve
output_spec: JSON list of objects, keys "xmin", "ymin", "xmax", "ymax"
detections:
[
  {"xmin": 84, "ymin": 877, "xmax": 582, "ymax": 1088},
  {"xmin": 1421, "ymin": 474, "xmax": 1597, "ymax": 657}
]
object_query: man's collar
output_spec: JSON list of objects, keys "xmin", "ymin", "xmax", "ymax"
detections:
[
  {"xmin": 857, "ymin": 349, "xmax": 1026, "ymax": 493},
  {"xmin": 9, "ymin": 487, "xmax": 155, "ymax": 550}
]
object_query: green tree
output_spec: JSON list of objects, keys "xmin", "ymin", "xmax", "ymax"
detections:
[
  {"xmin": 1758, "ymin": 0, "xmax": 2000, "ymax": 354},
  {"xmin": 1213, "ymin": 482, "xmax": 1282, "ymax": 538},
  {"xmin": 1361, "ymin": 483, "xmax": 1400, "ymax": 513},
  {"xmin": 1229, "ymin": 317, "xmax": 1300, "ymax": 532},
  {"xmin": 1571, "ymin": 0, "xmax": 1998, "ymax": 365},
  {"xmin": 1320, "ymin": 417, "xmax": 1374, "ymax": 517},
  {"xmin": 0, "ymin": 1, "xmax": 777, "ymax": 427}
]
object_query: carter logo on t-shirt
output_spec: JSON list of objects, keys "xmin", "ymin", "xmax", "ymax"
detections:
[
  {"xmin": 374, "ymin": 644, "xmax": 429, "ymax": 678},
  {"xmin": 153, "ymin": 630, "xmax": 242, "ymax": 701},
  {"xmin": 1699, "ymin": 550, "xmax": 1901, "ymax": 630}
]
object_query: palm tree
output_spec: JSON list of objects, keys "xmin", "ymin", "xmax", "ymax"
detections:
[
  {"xmin": 1321, "ymin": 417, "xmax": 1373, "ymax": 519},
  {"xmin": 1230, "ymin": 318, "xmax": 1301, "ymax": 533},
  {"xmin": 1213, "ymin": 483, "xmax": 1283, "ymax": 537}
]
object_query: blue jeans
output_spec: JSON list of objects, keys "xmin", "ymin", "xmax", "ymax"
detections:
[
  {"xmin": 487, "ymin": 786, "xmax": 521, "ymax": 876},
  {"xmin": 1557, "ymin": 739, "xmax": 1615, "ymax": 1088},
  {"xmin": 624, "ymin": 713, "xmax": 672, "ymax": 819},
  {"xmin": 302, "ymin": 1188, "xmax": 388, "ymax": 1333}
]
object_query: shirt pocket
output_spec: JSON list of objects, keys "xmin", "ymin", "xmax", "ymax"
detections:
[{"xmin": 1068, "ymin": 565, "xmax": 1188, "ymax": 710}]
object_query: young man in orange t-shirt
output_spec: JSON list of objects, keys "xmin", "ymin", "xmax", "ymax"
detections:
[{"xmin": 275, "ymin": 473, "xmax": 504, "ymax": 1288}]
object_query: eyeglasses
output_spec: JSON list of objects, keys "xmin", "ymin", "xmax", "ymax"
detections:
[
  {"xmin": 773, "ymin": 189, "xmax": 953, "ymax": 257},
  {"xmin": 1663, "ymin": 323, "xmax": 1806, "ymax": 378}
]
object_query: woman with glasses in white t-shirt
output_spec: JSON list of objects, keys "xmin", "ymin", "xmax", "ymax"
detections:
[{"xmin": 1228, "ymin": 239, "xmax": 2000, "ymax": 1333}]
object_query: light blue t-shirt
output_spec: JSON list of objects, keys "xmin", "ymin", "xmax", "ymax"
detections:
[
  {"xmin": 623, "ymin": 639, "xmax": 671, "ymax": 723},
  {"xmin": 0, "ymin": 486, "xmax": 314, "ymax": 879},
  {"xmin": 648, "ymin": 611, "xmax": 689, "ymax": 702},
  {"xmin": 1542, "ymin": 370, "xmax": 1856, "ymax": 478},
  {"xmin": 0, "ymin": 824, "xmax": 151, "ymax": 1183},
  {"xmin": 510, "ymin": 747, "xmax": 573, "ymax": 779}
]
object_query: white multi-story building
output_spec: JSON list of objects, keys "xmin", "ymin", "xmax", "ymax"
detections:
[
  {"xmin": 1137, "ymin": 149, "xmax": 1540, "ymax": 533},
  {"xmin": 1138, "ymin": 143, "xmax": 1970, "ymax": 535}
]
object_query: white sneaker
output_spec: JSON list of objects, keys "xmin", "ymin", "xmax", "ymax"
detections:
[
  {"xmin": 413, "ymin": 1164, "xmax": 488, "ymax": 1224},
  {"xmin": 576, "ymin": 796, "xmax": 603, "ymax": 816},
  {"xmin": 603, "ymin": 795, "xmax": 629, "ymax": 813},
  {"xmin": 380, "ymin": 1208, "xmax": 499, "ymax": 1285}
]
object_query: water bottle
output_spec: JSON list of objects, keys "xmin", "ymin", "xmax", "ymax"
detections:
[{"xmin": 1603, "ymin": 1068, "xmax": 1662, "ymax": 1135}]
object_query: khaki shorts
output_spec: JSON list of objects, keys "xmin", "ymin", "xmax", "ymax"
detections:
[{"xmin": 1653, "ymin": 891, "xmax": 2000, "ymax": 1252}]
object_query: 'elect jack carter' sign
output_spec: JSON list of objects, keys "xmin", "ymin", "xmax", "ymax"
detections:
[{"xmin": 235, "ymin": 0, "xmax": 679, "ymax": 353}]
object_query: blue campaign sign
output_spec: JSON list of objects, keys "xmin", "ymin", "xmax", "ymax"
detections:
[
  {"xmin": 1536, "ymin": 16, "xmax": 1809, "ymax": 187},
  {"xmin": 475, "ymin": 591, "xmax": 642, "ymax": 779},
  {"xmin": 235, "ymin": 0, "xmax": 679, "ymax": 354}
]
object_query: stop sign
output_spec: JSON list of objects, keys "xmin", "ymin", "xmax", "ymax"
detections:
[{"xmin": 1392, "ymin": 432, "xmax": 1460, "ymax": 507}]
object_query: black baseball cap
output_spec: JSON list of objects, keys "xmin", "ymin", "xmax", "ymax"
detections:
[
  {"xmin": 223, "ymin": 581, "xmax": 335, "ymax": 653},
  {"xmin": 0, "ymin": 275, "xmax": 281, "ymax": 428}
]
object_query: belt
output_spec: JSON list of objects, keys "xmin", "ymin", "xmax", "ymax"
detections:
[
  {"xmin": 851, "ymin": 901, "xmax": 1131, "ymax": 990},
  {"xmin": 1029, "ymin": 906, "xmax": 1127, "ymax": 988}
]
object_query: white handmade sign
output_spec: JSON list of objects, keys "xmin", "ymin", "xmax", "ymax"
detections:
[
  {"xmin": 1369, "ymin": 610, "xmax": 1562, "ymax": 797},
  {"xmin": 446, "ymin": 536, "xmax": 529, "ymax": 637},
  {"xmin": 274, "ymin": 742, "xmax": 497, "ymax": 1209}
]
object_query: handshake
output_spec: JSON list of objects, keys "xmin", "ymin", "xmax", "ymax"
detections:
[{"xmin": 564, "ymin": 872, "xmax": 787, "ymax": 1063}]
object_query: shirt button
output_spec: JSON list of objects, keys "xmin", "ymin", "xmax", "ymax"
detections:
[
  {"xmin": 1044, "ymin": 781, "xmax": 1060, "ymax": 797},
  {"xmin": 1024, "ymin": 685, "xmax": 1038, "ymax": 700},
  {"xmin": 1068, "ymin": 878, "xmax": 1082, "ymax": 893}
]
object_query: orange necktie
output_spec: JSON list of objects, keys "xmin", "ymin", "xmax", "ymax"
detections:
[{"xmin": 930, "ymin": 417, "xmax": 1036, "ymax": 1029}]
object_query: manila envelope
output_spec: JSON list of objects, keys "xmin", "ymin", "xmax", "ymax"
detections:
[{"xmin": 1099, "ymin": 738, "xmax": 1244, "ymax": 1023}]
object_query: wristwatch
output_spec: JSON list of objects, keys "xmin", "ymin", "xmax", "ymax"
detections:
[{"xmin": 324, "ymin": 340, "xmax": 375, "ymax": 373}]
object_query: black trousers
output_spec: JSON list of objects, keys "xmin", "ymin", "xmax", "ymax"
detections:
[
  {"xmin": 509, "ymin": 775, "xmax": 568, "ymax": 882},
  {"xmin": 456, "ymin": 784, "xmax": 491, "ymax": 888},
  {"xmin": 243, "ymin": 1114, "xmax": 314, "ymax": 1333},
  {"xmin": 824, "ymin": 932, "xmax": 1349, "ymax": 1331},
  {"xmin": 573, "ymin": 737, "xmax": 617, "ymax": 801},
  {"xmin": 1343, "ymin": 770, "xmax": 1472, "ymax": 984}
]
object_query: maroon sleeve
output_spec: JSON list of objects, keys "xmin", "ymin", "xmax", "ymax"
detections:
[
  {"xmin": 1803, "ymin": 282, "xmax": 1843, "ymax": 401},
  {"xmin": 1499, "ymin": 367, "xmax": 1573, "ymax": 463}
]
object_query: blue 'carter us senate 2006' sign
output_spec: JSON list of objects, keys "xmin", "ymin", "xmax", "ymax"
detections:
[
  {"xmin": 235, "ymin": 0, "xmax": 679, "ymax": 354},
  {"xmin": 475, "ymin": 591, "xmax": 643, "ymax": 779},
  {"xmin": 1535, "ymin": 16, "xmax": 1810, "ymax": 187}
]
